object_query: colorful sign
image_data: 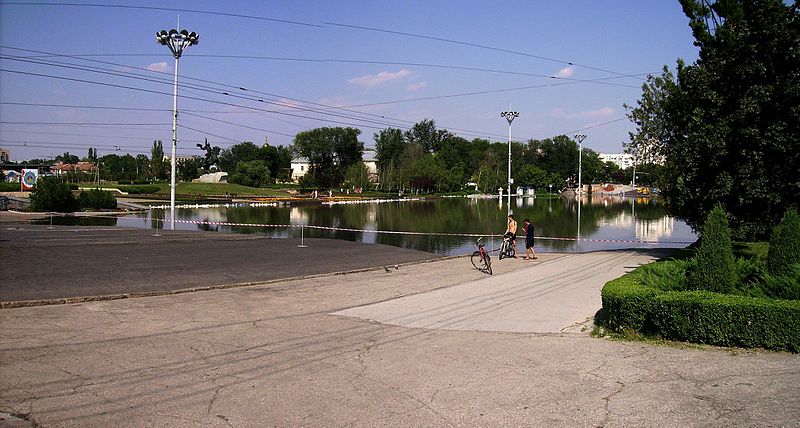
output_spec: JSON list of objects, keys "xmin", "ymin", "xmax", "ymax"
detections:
[{"xmin": 21, "ymin": 169, "xmax": 38, "ymax": 191}]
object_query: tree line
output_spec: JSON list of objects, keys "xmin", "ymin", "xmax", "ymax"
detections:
[
  {"xmin": 295, "ymin": 119, "xmax": 652, "ymax": 193},
  {"xmin": 625, "ymin": 0, "xmax": 798, "ymax": 239}
]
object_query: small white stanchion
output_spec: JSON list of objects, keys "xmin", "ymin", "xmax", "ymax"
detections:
[
  {"xmin": 152, "ymin": 216, "xmax": 161, "ymax": 237},
  {"xmin": 297, "ymin": 225, "xmax": 308, "ymax": 248},
  {"xmin": 48, "ymin": 213, "xmax": 54, "ymax": 230}
]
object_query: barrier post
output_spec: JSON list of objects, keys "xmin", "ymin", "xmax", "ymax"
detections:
[
  {"xmin": 297, "ymin": 225, "xmax": 308, "ymax": 248},
  {"xmin": 48, "ymin": 213, "xmax": 54, "ymax": 230}
]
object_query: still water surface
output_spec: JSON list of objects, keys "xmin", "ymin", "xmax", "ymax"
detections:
[{"xmin": 117, "ymin": 195, "xmax": 696, "ymax": 256}]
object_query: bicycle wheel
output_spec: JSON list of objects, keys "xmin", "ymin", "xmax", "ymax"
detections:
[
  {"xmin": 471, "ymin": 251, "xmax": 482, "ymax": 270},
  {"xmin": 498, "ymin": 242, "xmax": 506, "ymax": 260},
  {"xmin": 483, "ymin": 253, "xmax": 492, "ymax": 275}
]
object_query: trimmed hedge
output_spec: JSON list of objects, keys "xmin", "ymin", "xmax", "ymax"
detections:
[{"xmin": 602, "ymin": 267, "xmax": 800, "ymax": 352}]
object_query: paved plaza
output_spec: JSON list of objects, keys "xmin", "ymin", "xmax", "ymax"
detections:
[{"xmin": 1, "ymin": 226, "xmax": 798, "ymax": 426}]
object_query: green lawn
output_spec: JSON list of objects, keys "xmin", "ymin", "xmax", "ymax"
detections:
[{"xmin": 81, "ymin": 182, "xmax": 293, "ymax": 197}]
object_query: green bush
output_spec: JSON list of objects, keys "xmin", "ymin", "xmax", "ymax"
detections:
[
  {"xmin": 688, "ymin": 205, "xmax": 736, "ymax": 294},
  {"xmin": 759, "ymin": 264, "xmax": 800, "ymax": 301},
  {"xmin": 118, "ymin": 179, "xmax": 131, "ymax": 185},
  {"xmin": 768, "ymin": 209, "xmax": 800, "ymax": 276},
  {"xmin": 29, "ymin": 177, "xmax": 78, "ymax": 212},
  {"xmin": 77, "ymin": 188, "xmax": 117, "ymax": 210},
  {"xmin": 601, "ymin": 266, "xmax": 800, "ymax": 352},
  {"xmin": 132, "ymin": 179, "xmax": 149, "ymax": 185},
  {"xmin": 0, "ymin": 181, "xmax": 20, "ymax": 191}
]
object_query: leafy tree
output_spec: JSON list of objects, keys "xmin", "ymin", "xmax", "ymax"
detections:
[
  {"xmin": 135, "ymin": 155, "xmax": 149, "ymax": 181},
  {"xmin": 375, "ymin": 128, "xmax": 405, "ymax": 168},
  {"xmin": 404, "ymin": 119, "xmax": 452, "ymax": 153},
  {"xmin": 29, "ymin": 177, "xmax": 78, "ymax": 212},
  {"xmin": 767, "ymin": 209, "xmax": 800, "ymax": 276},
  {"xmin": 517, "ymin": 165, "xmax": 550, "ymax": 190},
  {"xmin": 86, "ymin": 147, "xmax": 98, "ymax": 162},
  {"xmin": 626, "ymin": 0, "xmax": 800, "ymax": 239},
  {"xmin": 294, "ymin": 127, "xmax": 363, "ymax": 189},
  {"xmin": 150, "ymin": 140, "xmax": 166, "ymax": 180},
  {"xmin": 55, "ymin": 152, "xmax": 79, "ymax": 164},
  {"xmin": 344, "ymin": 162, "xmax": 371, "ymax": 190},
  {"xmin": 219, "ymin": 141, "xmax": 261, "ymax": 173},
  {"xmin": 77, "ymin": 188, "xmax": 117, "ymax": 210},
  {"xmin": 261, "ymin": 143, "xmax": 292, "ymax": 182},
  {"xmin": 689, "ymin": 205, "xmax": 737, "ymax": 294},
  {"xmin": 177, "ymin": 157, "xmax": 200, "ymax": 182},
  {"xmin": 99, "ymin": 154, "xmax": 122, "ymax": 181},
  {"xmin": 230, "ymin": 160, "xmax": 271, "ymax": 188}
]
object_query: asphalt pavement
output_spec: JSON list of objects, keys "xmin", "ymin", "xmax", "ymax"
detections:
[
  {"xmin": 1, "ymin": 229, "xmax": 798, "ymax": 427},
  {"xmin": 0, "ymin": 225, "xmax": 440, "ymax": 303}
]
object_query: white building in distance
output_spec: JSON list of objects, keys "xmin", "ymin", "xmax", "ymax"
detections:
[
  {"xmin": 290, "ymin": 149, "xmax": 378, "ymax": 182},
  {"xmin": 599, "ymin": 153, "xmax": 635, "ymax": 170}
]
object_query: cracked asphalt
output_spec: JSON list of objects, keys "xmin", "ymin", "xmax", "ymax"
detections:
[{"xmin": 1, "ymin": 228, "xmax": 799, "ymax": 426}]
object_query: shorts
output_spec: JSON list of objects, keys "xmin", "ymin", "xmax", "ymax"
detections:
[
  {"xmin": 526, "ymin": 237, "xmax": 534, "ymax": 249},
  {"xmin": 504, "ymin": 232, "xmax": 516, "ymax": 241}
]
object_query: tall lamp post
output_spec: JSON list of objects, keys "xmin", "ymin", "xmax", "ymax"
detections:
[
  {"xmin": 574, "ymin": 133, "xmax": 586, "ymax": 196},
  {"xmin": 501, "ymin": 110, "xmax": 519, "ymax": 215},
  {"xmin": 157, "ymin": 28, "xmax": 198, "ymax": 230},
  {"xmin": 574, "ymin": 133, "xmax": 586, "ymax": 248}
]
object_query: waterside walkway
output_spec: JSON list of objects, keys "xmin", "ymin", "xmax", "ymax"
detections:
[{"xmin": 1, "ymin": 227, "xmax": 798, "ymax": 426}]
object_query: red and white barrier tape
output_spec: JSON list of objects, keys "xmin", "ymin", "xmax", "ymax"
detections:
[{"xmin": 150, "ymin": 218, "xmax": 694, "ymax": 245}]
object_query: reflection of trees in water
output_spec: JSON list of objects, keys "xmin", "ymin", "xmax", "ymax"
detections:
[
  {"xmin": 160, "ymin": 197, "xmax": 672, "ymax": 254},
  {"xmin": 34, "ymin": 216, "xmax": 118, "ymax": 227}
]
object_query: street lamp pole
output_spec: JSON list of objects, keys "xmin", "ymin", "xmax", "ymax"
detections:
[
  {"xmin": 573, "ymin": 134, "xmax": 586, "ymax": 248},
  {"xmin": 501, "ymin": 110, "xmax": 519, "ymax": 215},
  {"xmin": 156, "ymin": 28, "xmax": 198, "ymax": 230},
  {"xmin": 574, "ymin": 134, "xmax": 586, "ymax": 196}
]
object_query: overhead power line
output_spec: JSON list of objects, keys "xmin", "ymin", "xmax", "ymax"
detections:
[
  {"xmin": 0, "ymin": 2, "xmax": 322, "ymax": 27},
  {"xmin": 2, "ymin": 2, "xmax": 645, "ymax": 79},
  {"xmin": 323, "ymin": 22, "xmax": 647, "ymax": 80}
]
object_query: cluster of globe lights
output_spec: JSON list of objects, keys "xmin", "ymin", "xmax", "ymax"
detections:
[{"xmin": 156, "ymin": 29, "xmax": 198, "ymax": 58}]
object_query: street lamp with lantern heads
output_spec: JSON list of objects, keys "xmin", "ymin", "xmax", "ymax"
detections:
[
  {"xmin": 156, "ymin": 28, "xmax": 198, "ymax": 230},
  {"xmin": 501, "ymin": 110, "xmax": 519, "ymax": 215}
]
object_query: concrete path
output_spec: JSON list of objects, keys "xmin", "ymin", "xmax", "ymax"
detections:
[
  {"xmin": 336, "ymin": 251, "xmax": 653, "ymax": 333},
  {"xmin": 2, "ymin": 251, "xmax": 798, "ymax": 427}
]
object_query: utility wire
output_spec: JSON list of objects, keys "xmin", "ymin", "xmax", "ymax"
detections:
[
  {"xmin": 1, "ymin": 2, "xmax": 644, "ymax": 79},
  {"xmin": 0, "ymin": 2, "xmax": 322, "ymax": 27}
]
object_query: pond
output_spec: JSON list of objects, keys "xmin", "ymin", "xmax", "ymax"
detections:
[{"xmin": 106, "ymin": 195, "xmax": 696, "ymax": 256}]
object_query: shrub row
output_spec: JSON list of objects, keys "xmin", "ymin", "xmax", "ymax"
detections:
[{"xmin": 602, "ymin": 268, "xmax": 800, "ymax": 352}]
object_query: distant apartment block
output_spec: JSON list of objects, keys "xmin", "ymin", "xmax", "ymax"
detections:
[
  {"xmin": 599, "ymin": 153, "xmax": 635, "ymax": 170},
  {"xmin": 0, "ymin": 148, "xmax": 9, "ymax": 163}
]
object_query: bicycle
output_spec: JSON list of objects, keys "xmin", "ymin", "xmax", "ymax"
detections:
[
  {"xmin": 498, "ymin": 235, "xmax": 516, "ymax": 260},
  {"xmin": 470, "ymin": 237, "xmax": 492, "ymax": 275}
]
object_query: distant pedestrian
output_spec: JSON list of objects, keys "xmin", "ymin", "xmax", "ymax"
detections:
[{"xmin": 523, "ymin": 218, "xmax": 538, "ymax": 260}]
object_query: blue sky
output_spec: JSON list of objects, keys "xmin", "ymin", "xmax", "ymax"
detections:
[{"xmin": 0, "ymin": 1, "xmax": 699, "ymax": 161}]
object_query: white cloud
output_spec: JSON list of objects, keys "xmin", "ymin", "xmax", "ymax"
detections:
[
  {"xmin": 348, "ymin": 69, "xmax": 412, "ymax": 87},
  {"xmin": 147, "ymin": 62, "xmax": 169, "ymax": 72},
  {"xmin": 550, "ymin": 106, "xmax": 615, "ymax": 118},
  {"xmin": 554, "ymin": 65, "xmax": 575, "ymax": 78},
  {"xmin": 582, "ymin": 106, "xmax": 615, "ymax": 117},
  {"xmin": 407, "ymin": 81, "xmax": 427, "ymax": 92}
]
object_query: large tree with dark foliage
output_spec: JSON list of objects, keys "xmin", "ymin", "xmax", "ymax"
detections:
[
  {"xmin": 626, "ymin": 0, "xmax": 799, "ymax": 239},
  {"xmin": 294, "ymin": 127, "xmax": 363, "ymax": 188}
]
